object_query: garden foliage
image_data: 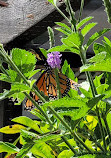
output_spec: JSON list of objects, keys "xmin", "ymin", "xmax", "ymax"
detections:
[{"xmin": 0, "ymin": 0, "xmax": 111, "ymax": 157}]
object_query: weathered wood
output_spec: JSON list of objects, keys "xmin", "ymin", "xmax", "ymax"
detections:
[{"xmin": 0, "ymin": 0, "xmax": 62, "ymax": 45}]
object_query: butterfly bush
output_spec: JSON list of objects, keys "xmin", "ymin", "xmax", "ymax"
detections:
[{"xmin": 47, "ymin": 51, "xmax": 62, "ymax": 69}]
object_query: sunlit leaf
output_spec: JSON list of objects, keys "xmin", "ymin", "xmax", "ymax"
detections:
[
  {"xmin": 76, "ymin": 16, "xmax": 94, "ymax": 30},
  {"xmin": 86, "ymin": 28, "xmax": 111, "ymax": 49},
  {"xmin": 0, "ymin": 142, "xmax": 19, "ymax": 153},
  {"xmin": 81, "ymin": 23, "xmax": 97, "ymax": 37},
  {"xmin": 0, "ymin": 124, "xmax": 26, "ymax": 134},
  {"xmin": 12, "ymin": 116, "xmax": 42, "ymax": 133},
  {"xmin": 58, "ymin": 150, "xmax": 74, "ymax": 158},
  {"xmin": 93, "ymin": 43, "xmax": 106, "ymax": 54},
  {"xmin": 11, "ymin": 48, "xmax": 36, "ymax": 78}
]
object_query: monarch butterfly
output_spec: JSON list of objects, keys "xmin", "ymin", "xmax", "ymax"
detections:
[{"xmin": 25, "ymin": 69, "xmax": 78, "ymax": 110}]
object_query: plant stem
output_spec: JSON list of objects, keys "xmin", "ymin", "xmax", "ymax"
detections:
[
  {"xmin": 65, "ymin": 0, "xmax": 76, "ymax": 32},
  {"xmin": 80, "ymin": 47, "xmax": 107, "ymax": 153},
  {"xmin": 103, "ymin": 115, "xmax": 111, "ymax": 142},
  {"xmin": 0, "ymin": 64, "xmax": 9, "ymax": 76},
  {"xmin": 96, "ymin": 107, "xmax": 107, "ymax": 152},
  {"xmin": 54, "ymin": 68, "xmax": 61, "ymax": 99},
  {"xmin": 61, "ymin": 136, "xmax": 77, "ymax": 155},
  {"xmin": 55, "ymin": 5, "xmax": 71, "ymax": 24},
  {"xmin": 48, "ymin": 106, "xmax": 93, "ymax": 153},
  {"xmin": 78, "ymin": 0, "xmax": 84, "ymax": 23},
  {"xmin": 24, "ymin": 92, "xmax": 52, "ymax": 126}
]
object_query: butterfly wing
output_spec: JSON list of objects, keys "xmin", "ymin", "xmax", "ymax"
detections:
[{"xmin": 25, "ymin": 71, "xmax": 78, "ymax": 110}]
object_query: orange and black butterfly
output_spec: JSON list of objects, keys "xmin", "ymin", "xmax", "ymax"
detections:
[{"xmin": 25, "ymin": 68, "xmax": 78, "ymax": 110}]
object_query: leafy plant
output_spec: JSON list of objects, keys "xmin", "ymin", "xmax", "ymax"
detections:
[{"xmin": 0, "ymin": 0, "xmax": 111, "ymax": 158}]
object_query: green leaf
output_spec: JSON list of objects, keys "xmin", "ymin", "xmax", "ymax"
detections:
[
  {"xmin": 16, "ymin": 141, "xmax": 34, "ymax": 158},
  {"xmin": 39, "ymin": 48, "xmax": 48, "ymax": 59},
  {"xmin": 80, "ymin": 58, "xmax": 111, "ymax": 73},
  {"xmin": 43, "ymin": 97, "xmax": 87, "ymax": 109},
  {"xmin": 61, "ymin": 32, "xmax": 84, "ymax": 50},
  {"xmin": 79, "ymin": 87, "xmax": 91, "ymax": 98},
  {"xmin": 104, "ymin": 36, "xmax": 111, "ymax": 46},
  {"xmin": 11, "ymin": 83, "xmax": 31, "ymax": 92},
  {"xmin": 55, "ymin": 22, "xmax": 72, "ymax": 33},
  {"xmin": 58, "ymin": 138, "xmax": 76, "ymax": 148},
  {"xmin": 88, "ymin": 52, "xmax": 107, "ymax": 63},
  {"xmin": 96, "ymin": 84, "xmax": 109, "ymax": 94},
  {"xmin": 58, "ymin": 150, "xmax": 74, "ymax": 158},
  {"xmin": 55, "ymin": 27, "xmax": 71, "ymax": 36},
  {"xmin": 12, "ymin": 116, "xmax": 42, "ymax": 133},
  {"xmin": 75, "ymin": 154, "xmax": 111, "ymax": 158},
  {"xmin": 107, "ymin": 112, "xmax": 111, "ymax": 131},
  {"xmin": 48, "ymin": 44, "xmax": 80, "ymax": 54},
  {"xmin": 76, "ymin": 16, "xmax": 94, "ymax": 30},
  {"xmin": 0, "ymin": 124, "xmax": 26, "ymax": 134},
  {"xmin": 31, "ymin": 142, "xmax": 55, "ymax": 158},
  {"xmin": 0, "ymin": 90, "xmax": 19, "ymax": 101},
  {"xmin": 62, "ymin": 60, "xmax": 75, "ymax": 80},
  {"xmin": 30, "ymin": 109, "xmax": 46, "ymax": 122},
  {"xmin": 11, "ymin": 48, "xmax": 36, "ymax": 77},
  {"xmin": 93, "ymin": 43, "xmax": 106, "ymax": 54},
  {"xmin": 0, "ymin": 141, "xmax": 19, "ymax": 153},
  {"xmin": 86, "ymin": 28, "xmax": 111, "ymax": 49},
  {"xmin": 21, "ymin": 129, "xmax": 38, "ymax": 141},
  {"xmin": 93, "ymin": 74, "xmax": 104, "ymax": 87},
  {"xmin": 47, "ymin": 0, "xmax": 57, "ymax": 6},
  {"xmin": 28, "ymin": 69, "xmax": 41, "ymax": 79},
  {"xmin": 81, "ymin": 23, "xmax": 97, "ymax": 37},
  {"xmin": 0, "ymin": 73, "xmax": 12, "ymax": 83}
]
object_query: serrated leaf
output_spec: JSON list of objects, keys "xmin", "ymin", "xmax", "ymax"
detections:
[
  {"xmin": 104, "ymin": 36, "xmax": 111, "ymax": 46},
  {"xmin": 12, "ymin": 116, "xmax": 42, "ymax": 133},
  {"xmin": 31, "ymin": 142, "xmax": 55, "ymax": 158},
  {"xmin": 79, "ymin": 87, "xmax": 91, "ymax": 98},
  {"xmin": 93, "ymin": 43, "xmax": 106, "ymax": 54},
  {"xmin": 88, "ymin": 52, "xmax": 106, "ymax": 63},
  {"xmin": 0, "ymin": 141, "xmax": 19, "ymax": 153},
  {"xmin": 58, "ymin": 138, "xmax": 76, "ymax": 148},
  {"xmin": 58, "ymin": 150, "xmax": 74, "ymax": 158},
  {"xmin": 55, "ymin": 22, "xmax": 72, "ymax": 32},
  {"xmin": 48, "ymin": 45, "xmax": 79, "ymax": 54},
  {"xmin": 80, "ymin": 58, "xmax": 111, "ymax": 73},
  {"xmin": 0, "ymin": 73, "xmax": 12, "ymax": 83},
  {"xmin": 76, "ymin": 16, "xmax": 94, "ymax": 30},
  {"xmin": 43, "ymin": 97, "xmax": 87, "ymax": 109},
  {"xmin": 84, "ymin": 115, "xmax": 98, "ymax": 130},
  {"xmin": 21, "ymin": 129, "xmax": 38, "ymax": 141},
  {"xmin": 11, "ymin": 83, "xmax": 31, "ymax": 92},
  {"xmin": 11, "ymin": 48, "xmax": 36, "ymax": 77},
  {"xmin": 0, "ymin": 90, "xmax": 19, "ymax": 101},
  {"xmin": 30, "ymin": 109, "xmax": 46, "ymax": 121},
  {"xmin": 55, "ymin": 27, "xmax": 70, "ymax": 36},
  {"xmin": 81, "ymin": 23, "xmax": 97, "ymax": 37},
  {"xmin": 0, "ymin": 124, "xmax": 26, "ymax": 134},
  {"xmin": 86, "ymin": 28, "xmax": 111, "ymax": 49},
  {"xmin": 61, "ymin": 32, "xmax": 84, "ymax": 50},
  {"xmin": 16, "ymin": 141, "xmax": 34, "ymax": 158}
]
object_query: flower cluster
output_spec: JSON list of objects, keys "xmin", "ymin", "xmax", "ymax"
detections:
[{"xmin": 47, "ymin": 51, "xmax": 62, "ymax": 69}]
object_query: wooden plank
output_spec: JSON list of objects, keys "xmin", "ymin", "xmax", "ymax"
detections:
[{"xmin": 0, "ymin": 0, "xmax": 62, "ymax": 45}]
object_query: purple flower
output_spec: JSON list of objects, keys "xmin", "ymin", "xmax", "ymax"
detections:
[{"xmin": 47, "ymin": 52, "xmax": 62, "ymax": 69}]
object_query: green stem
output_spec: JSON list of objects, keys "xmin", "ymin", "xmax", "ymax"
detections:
[
  {"xmin": 48, "ymin": 27, "xmax": 55, "ymax": 48},
  {"xmin": 0, "ymin": 64, "xmax": 9, "ymax": 76},
  {"xmin": 61, "ymin": 136, "xmax": 77, "ymax": 155},
  {"xmin": 80, "ymin": 47, "xmax": 107, "ymax": 153},
  {"xmin": 78, "ymin": 0, "xmax": 84, "ymax": 23},
  {"xmin": 54, "ymin": 68, "xmax": 61, "ymax": 99},
  {"xmin": 65, "ymin": 0, "xmax": 76, "ymax": 32},
  {"xmin": 96, "ymin": 107, "xmax": 107, "ymax": 152},
  {"xmin": 103, "ymin": 115, "xmax": 111, "ymax": 143},
  {"xmin": 24, "ymin": 92, "xmax": 52, "ymax": 126},
  {"xmin": 55, "ymin": 5, "xmax": 71, "ymax": 24},
  {"xmin": 48, "ymin": 106, "xmax": 93, "ymax": 153}
]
